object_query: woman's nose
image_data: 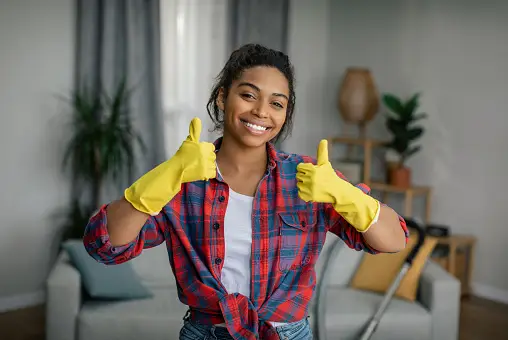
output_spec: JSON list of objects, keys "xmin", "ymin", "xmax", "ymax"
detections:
[{"xmin": 252, "ymin": 103, "xmax": 269, "ymax": 118}]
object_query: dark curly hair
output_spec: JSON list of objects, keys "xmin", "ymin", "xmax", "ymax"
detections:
[{"xmin": 206, "ymin": 44, "xmax": 296, "ymax": 143}]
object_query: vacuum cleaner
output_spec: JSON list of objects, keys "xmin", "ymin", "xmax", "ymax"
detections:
[{"xmin": 313, "ymin": 217, "xmax": 426, "ymax": 340}]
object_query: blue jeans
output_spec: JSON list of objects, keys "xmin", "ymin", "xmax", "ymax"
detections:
[{"xmin": 179, "ymin": 318, "xmax": 313, "ymax": 340}]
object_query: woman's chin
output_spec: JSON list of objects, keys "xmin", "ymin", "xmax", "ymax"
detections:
[{"xmin": 239, "ymin": 134, "xmax": 271, "ymax": 148}]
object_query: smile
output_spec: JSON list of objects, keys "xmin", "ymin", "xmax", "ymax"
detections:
[{"xmin": 240, "ymin": 119, "xmax": 271, "ymax": 134}]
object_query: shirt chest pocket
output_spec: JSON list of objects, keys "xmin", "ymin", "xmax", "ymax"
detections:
[{"xmin": 278, "ymin": 212, "xmax": 320, "ymax": 271}]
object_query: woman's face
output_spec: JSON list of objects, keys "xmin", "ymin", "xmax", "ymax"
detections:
[{"xmin": 218, "ymin": 66, "xmax": 289, "ymax": 148}]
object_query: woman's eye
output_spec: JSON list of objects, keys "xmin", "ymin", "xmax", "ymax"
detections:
[
  {"xmin": 272, "ymin": 102, "xmax": 284, "ymax": 109},
  {"xmin": 241, "ymin": 93, "xmax": 255, "ymax": 100}
]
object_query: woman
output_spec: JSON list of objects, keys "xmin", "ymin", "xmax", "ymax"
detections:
[{"xmin": 84, "ymin": 44, "xmax": 408, "ymax": 340}]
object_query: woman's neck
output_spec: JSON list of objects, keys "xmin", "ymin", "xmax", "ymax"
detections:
[{"xmin": 216, "ymin": 134, "xmax": 268, "ymax": 176}]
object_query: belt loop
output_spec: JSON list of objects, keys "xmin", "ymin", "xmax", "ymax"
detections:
[
  {"xmin": 183, "ymin": 309, "xmax": 191, "ymax": 321},
  {"xmin": 210, "ymin": 325, "xmax": 218, "ymax": 340}
]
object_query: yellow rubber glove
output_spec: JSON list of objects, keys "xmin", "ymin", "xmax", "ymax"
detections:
[
  {"xmin": 124, "ymin": 117, "xmax": 216, "ymax": 215},
  {"xmin": 296, "ymin": 139, "xmax": 380, "ymax": 232}
]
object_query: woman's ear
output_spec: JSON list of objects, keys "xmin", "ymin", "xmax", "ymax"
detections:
[{"xmin": 216, "ymin": 88, "xmax": 225, "ymax": 112}]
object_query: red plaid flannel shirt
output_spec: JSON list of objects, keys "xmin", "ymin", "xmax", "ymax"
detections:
[{"xmin": 83, "ymin": 138, "xmax": 408, "ymax": 339}]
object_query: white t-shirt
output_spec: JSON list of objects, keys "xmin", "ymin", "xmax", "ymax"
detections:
[
  {"xmin": 220, "ymin": 188, "xmax": 253, "ymax": 297},
  {"xmin": 217, "ymin": 167, "xmax": 287, "ymax": 327}
]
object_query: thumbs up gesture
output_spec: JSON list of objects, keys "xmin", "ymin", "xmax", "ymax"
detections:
[
  {"xmin": 124, "ymin": 117, "xmax": 216, "ymax": 216},
  {"xmin": 296, "ymin": 139, "xmax": 380, "ymax": 232},
  {"xmin": 178, "ymin": 117, "xmax": 217, "ymax": 183},
  {"xmin": 296, "ymin": 139, "xmax": 340, "ymax": 204}
]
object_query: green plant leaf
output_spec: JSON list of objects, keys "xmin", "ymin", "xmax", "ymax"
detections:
[
  {"xmin": 404, "ymin": 145, "xmax": 421, "ymax": 159},
  {"xmin": 407, "ymin": 127, "xmax": 424, "ymax": 140},
  {"xmin": 60, "ymin": 78, "xmax": 145, "ymax": 211},
  {"xmin": 388, "ymin": 138, "xmax": 409, "ymax": 154},
  {"xmin": 403, "ymin": 93, "xmax": 420, "ymax": 118},
  {"xmin": 384, "ymin": 92, "xmax": 426, "ymax": 162},
  {"xmin": 386, "ymin": 118, "xmax": 408, "ymax": 135},
  {"xmin": 382, "ymin": 94, "xmax": 404, "ymax": 115}
]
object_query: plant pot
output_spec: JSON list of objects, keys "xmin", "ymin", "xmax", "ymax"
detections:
[
  {"xmin": 385, "ymin": 161, "xmax": 399, "ymax": 182},
  {"xmin": 388, "ymin": 166, "xmax": 411, "ymax": 188}
]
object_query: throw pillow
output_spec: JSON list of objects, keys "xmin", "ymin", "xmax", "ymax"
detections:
[
  {"xmin": 62, "ymin": 240, "xmax": 153, "ymax": 300},
  {"xmin": 349, "ymin": 234, "xmax": 438, "ymax": 301}
]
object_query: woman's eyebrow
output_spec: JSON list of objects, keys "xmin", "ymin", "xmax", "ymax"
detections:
[{"xmin": 237, "ymin": 82, "xmax": 289, "ymax": 101}]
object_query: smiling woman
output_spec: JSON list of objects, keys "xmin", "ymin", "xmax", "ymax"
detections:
[
  {"xmin": 221, "ymin": 71, "xmax": 288, "ymax": 140},
  {"xmin": 207, "ymin": 44, "xmax": 296, "ymax": 146},
  {"xmin": 232, "ymin": 78, "xmax": 289, "ymax": 137},
  {"xmin": 83, "ymin": 43, "xmax": 408, "ymax": 340}
]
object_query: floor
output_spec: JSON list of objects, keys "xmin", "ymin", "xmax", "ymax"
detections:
[
  {"xmin": 459, "ymin": 296, "xmax": 508, "ymax": 340},
  {"xmin": 0, "ymin": 296, "xmax": 507, "ymax": 340}
]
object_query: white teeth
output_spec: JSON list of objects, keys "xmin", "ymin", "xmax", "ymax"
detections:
[{"xmin": 243, "ymin": 121, "xmax": 267, "ymax": 131}]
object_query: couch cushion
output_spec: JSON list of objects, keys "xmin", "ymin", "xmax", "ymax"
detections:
[
  {"xmin": 317, "ymin": 287, "xmax": 431, "ymax": 340},
  {"xmin": 78, "ymin": 288, "xmax": 188, "ymax": 340},
  {"xmin": 350, "ymin": 234, "xmax": 438, "ymax": 301},
  {"xmin": 63, "ymin": 240, "xmax": 152, "ymax": 300}
]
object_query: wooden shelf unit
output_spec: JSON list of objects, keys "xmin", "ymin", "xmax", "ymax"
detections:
[
  {"xmin": 371, "ymin": 182, "xmax": 432, "ymax": 224},
  {"xmin": 328, "ymin": 136, "xmax": 432, "ymax": 223},
  {"xmin": 327, "ymin": 136, "xmax": 388, "ymax": 186}
]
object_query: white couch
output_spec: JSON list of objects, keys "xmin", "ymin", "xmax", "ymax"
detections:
[{"xmin": 46, "ymin": 234, "xmax": 461, "ymax": 340}]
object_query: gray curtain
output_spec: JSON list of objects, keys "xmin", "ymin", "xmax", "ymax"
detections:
[
  {"xmin": 229, "ymin": 0, "xmax": 290, "ymax": 53},
  {"xmin": 75, "ymin": 0, "xmax": 164, "ymax": 198}
]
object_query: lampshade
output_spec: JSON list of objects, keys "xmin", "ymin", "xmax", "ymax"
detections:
[{"xmin": 337, "ymin": 68, "xmax": 379, "ymax": 125}]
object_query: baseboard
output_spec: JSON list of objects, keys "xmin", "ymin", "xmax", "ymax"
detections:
[
  {"xmin": 471, "ymin": 282, "xmax": 508, "ymax": 305},
  {"xmin": 0, "ymin": 290, "xmax": 45, "ymax": 313}
]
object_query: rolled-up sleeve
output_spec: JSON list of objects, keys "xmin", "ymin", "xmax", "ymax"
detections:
[
  {"xmin": 83, "ymin": 204, "xmax": 167, "ymax": 265},
  {"xmin": 325, "ymin": 171, "xmax": 409, "ymax": 254}
]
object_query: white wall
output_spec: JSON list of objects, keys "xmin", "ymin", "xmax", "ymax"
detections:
[
  {"xmin": 284, "ymin": 0, "xmax": 336, "ymax": 157},
  {"xmin": 286, "ymin": 0, "xmax": 508, "ymax": 302},
  {"xmin": 0, "ymin": 0, "xmax": 74, "ymax": 310}
]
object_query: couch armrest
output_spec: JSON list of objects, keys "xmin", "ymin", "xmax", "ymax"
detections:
[
  {"xmin": 46, "ymin": 251, "xmax": 82, "ymax": 340},
  {"xmin": 418, "ymin": 260, "xmax": 461, "ymax": 340}
]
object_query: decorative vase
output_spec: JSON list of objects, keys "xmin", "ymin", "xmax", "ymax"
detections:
[
  {"xmin": 337, "ymin": 68, "xmax": 379, "ymax": 137},
  {"xmin": 388, "ymin": 166, "xmax": 411, "ymax": 188}
]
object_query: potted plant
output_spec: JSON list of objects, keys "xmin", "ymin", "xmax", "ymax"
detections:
[
  {"xmin": 57, "ymin": 79, "xmax": 145, "ymax": 242},
  {"xmin": 382, "ymin": 93, "xmax": 427, "ymax": 188}
]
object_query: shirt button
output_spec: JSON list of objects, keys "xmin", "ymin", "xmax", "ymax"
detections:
[
  {"xmin": 215, "ymin": 258, "xmax": 222, "ymax": 265},
  {"xmin": 213, "ymin": 222, "xmax": 220, "ymax": 230},
  {"xmin": 218, "ymin": 195, "xmax": 225, "ymax": 202}
]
